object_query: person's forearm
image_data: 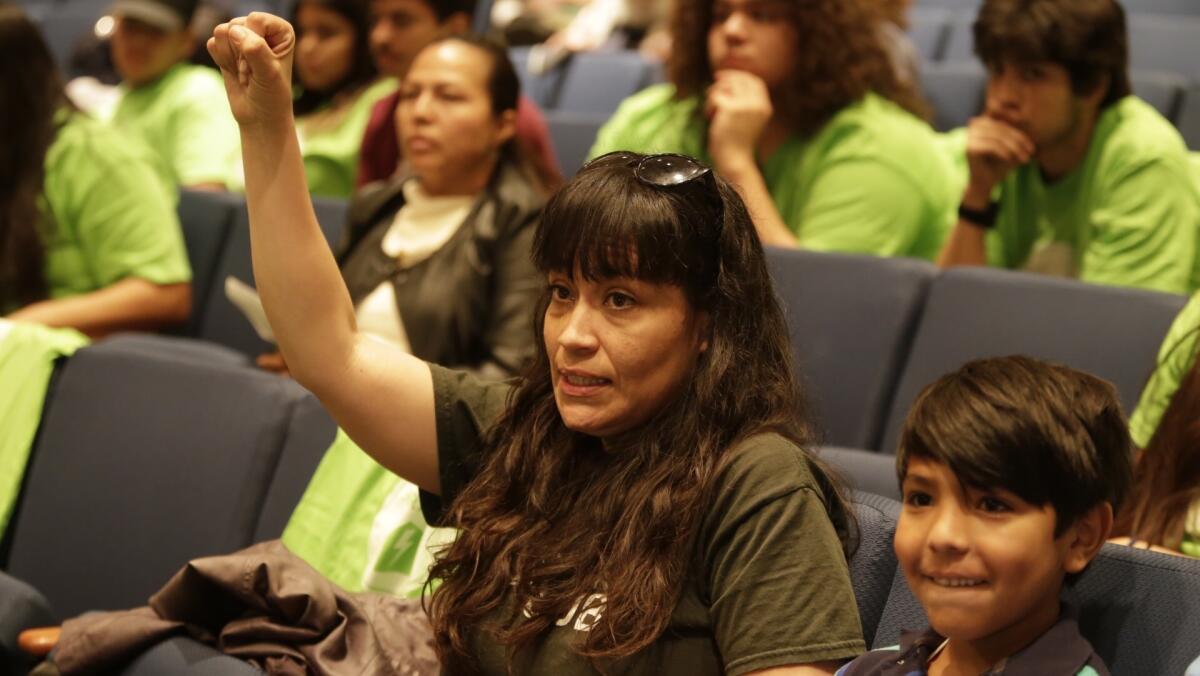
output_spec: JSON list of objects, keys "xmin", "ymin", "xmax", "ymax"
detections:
[
  {"xmin": 238, "ymin": 119, "xmax": 358, "ymax": 390},
  {"xmin": 720, "ymin": 160, "xmax": 797, "ymax": 248},
  {"xmin": 7, "ymin": 279, "xmax": 190, "ymax": 338},
  {"xmin": 937, "ymin": 184, "xmax": 992, "ymax": 268}
]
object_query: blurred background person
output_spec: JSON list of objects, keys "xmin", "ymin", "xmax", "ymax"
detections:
[{"xmin": 1, "ymin": 2, "xmax": 191, "ymax": 338}]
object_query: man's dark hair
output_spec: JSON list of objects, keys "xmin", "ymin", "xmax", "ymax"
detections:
[
  {"xmin": 896, "ymin": 355, "xmax": 1133, "ymax": 536},
  {"xmin": 428, "ymin": 0, "xmax": 475, "ymax": 22},
  {"xmin": 973, "ymin": 0, "xmax": 1131, "ymax": 107}
]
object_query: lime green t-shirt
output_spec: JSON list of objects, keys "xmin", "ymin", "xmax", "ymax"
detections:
[
  {"xmin": 109, "ymin": 64, "xmax": 240, "ymax": 188},
  {"xmin": 38, "ymin": 111, "xmax": 191, "ymax": 303},
  {"xmin": 1128, "ymin": 291, "xmax": 1200, "ymax": 556},
  {"xmin": 943, "ymin": 97, "xmax": 1200, "ymax": 294},
  {"xmin": 297, "ymin": 78, "xmax": 398, "ymax": 199},
  {"xmin": 590, "ymin": 85, "xmax": 958, "ymax": 260},
  {"xmin": 0, "ymin": 321, "xmax": 88, "ymax": 534}
]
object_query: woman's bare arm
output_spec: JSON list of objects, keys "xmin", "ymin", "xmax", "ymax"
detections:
[
  {"xmin": 208, "ymin": 14, "xmax": 441, "ymax": 492},
  {"xmin": 7, "ymin": 278, "xmax": 190, "ymax": 338}
]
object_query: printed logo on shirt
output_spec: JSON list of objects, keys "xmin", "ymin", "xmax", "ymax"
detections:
[
  {"xmin": 374, "ymin": 522, "xmax": 423, "ymax": 574},
  {"xmin": 522, "ymin": 593, "xmax": 608, "ymax": 632}
]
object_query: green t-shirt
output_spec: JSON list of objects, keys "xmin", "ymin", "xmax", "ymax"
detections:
[
  {"xmin": 943, "ymin": 97, "xmax": 1200, "ymax": 294},
  {"xmin": 590, "ymin": 85, "xmax": 958, "ymax": 260},
  {"xmin": 422, "ymin": 365, "xmax": 866, "ymax": 675},
  {"xmin": 109, "ymin": 64, "xmax": 241, "ymax": 188},
  {"xmin": 297, "ymin": 78, "xmax": 398, "ymax": 199},
  {"xmin": 38, "ymin": 111, "xmax": 191, "ymax": 303},
  {"xmin": 0, "ymin": 321, "xmax": 88, "ymax": 535}
]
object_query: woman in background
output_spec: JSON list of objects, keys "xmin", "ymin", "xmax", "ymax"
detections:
[
  {"xmin": 259, "ymin": 34, "xmax": 545, "ymax": 379},
  {"xmin": 0, "ymin": 2, "xmax": 191, "ymax": 338},
  {"xmin": 291, "ymin": 0, "xmax": 396, "ymax": 198}
]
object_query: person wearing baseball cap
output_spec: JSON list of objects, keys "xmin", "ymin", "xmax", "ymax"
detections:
[{"xmin": 106, "ymin": 0, "xmax": 240, "ymax": 190}]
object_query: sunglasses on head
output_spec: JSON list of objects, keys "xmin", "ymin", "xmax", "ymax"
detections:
[{"xmin": 585, "ymin": 151, "xmax": 714, "ymax": 188}]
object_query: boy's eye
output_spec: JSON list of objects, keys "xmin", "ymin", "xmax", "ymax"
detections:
[
  {"xmin": 904, "ymin": 491, "xmax": 933, "ymax": 508},
  {"xmin": 978, "ymin": 496, "xmax": 1011, "ymax": 513}
]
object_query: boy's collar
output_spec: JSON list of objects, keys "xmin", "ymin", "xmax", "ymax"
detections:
[{"xmin": 894, "ymin": 602, "xmax": 1106, "ymax": 675}]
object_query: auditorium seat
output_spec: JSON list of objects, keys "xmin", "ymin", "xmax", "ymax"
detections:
[
  {"xmin": 907, "ymin": 8, "xmax": 951, "ymax": 61},
  {"xmin": 1179, "ymin": 85, "xmax": 1200, "ymax": 149},
  {"xmin": 847, "ymin": 492, "xmax": 902, "ymax": 650},
  {"xmin": 1131, "ymin": 69, "xmax": 1188, "ymax": 123},
  {"xmin": 177, "ymin": 190, "xmax": 239, "ymax": 336},
  {"xmin": 764, "ymin": 248, "xmax": 937, "ymax": 450},
  {"xmin": 876, "ymin": 267, "xmax": 1187, "ymax": 455},
  {"xmin": 873, "ymin": 543, "xmax": 1200, "ymax": 675},
  {"xmin": 196, "ymin": 196, "xmax": 347, "ymax": 358},
  {"xmin": 3, "ymin": 337, "xmax": 334, "ymax": 619},
  {"xmin": 1129, "ymin": 14, "xmax": 1200, "ymax": 82},
  {"xmin": 918, "ymin": 60, "xmax": 985, "ymax": 131},
  {"xmin": 821, "ymin": 447, "xmax": 901, "ymax": 501},
  {"xmin": 555, "ymin": 50, "xmax": 656, "ymax": 115},
  {"xmin": 545, "ymin": 109, "xmax": 609, "ymax": 176},
  {"xmin": 509, "ymin": 46, "xmax": 566, "ymax": 109}
]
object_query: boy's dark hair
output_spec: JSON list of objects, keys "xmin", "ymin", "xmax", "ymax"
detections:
[
  {"xmin": 897, "ymin": 355, "xmax": 1133, "ymax": 536},
  {"xmin": 973, "ymin": 0, "xmax": 1132, "ymax": 108},
  {"xmin": 427, "ymin": 0, "xmax": 475, "ymax": 22}
]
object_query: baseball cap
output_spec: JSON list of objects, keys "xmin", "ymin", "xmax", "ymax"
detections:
[{"xmin": 109, "ymin": 0, "xmax": 198, "ymax": 32}]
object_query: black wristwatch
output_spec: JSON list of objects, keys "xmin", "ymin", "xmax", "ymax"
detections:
[{"xmin": 958, "ymin": 201, "xmax": 1000, "ymax": 229}]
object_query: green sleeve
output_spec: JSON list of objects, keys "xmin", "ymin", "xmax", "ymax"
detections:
[
  {"xmin": 1079, "ymin": 158, "xmax": 1198, "ymax": 294},
  {"xmin": 588, "ymin": 85, "xmax": 707, "ymax": 161},
  {"xmin": 421, "ymin": 365, "xmax": 515, "ymax": 524},
  {"xmin": 1129, "ymin": 293, "xmax": 1200, "ymax": 448},
  {"xmin": 169, "ymin": 73, "xmax": 240, "ymax": 187},
  {"xmin": 795, "ymin": 159, "xmax": 932, "ymax": 258},
  {"xmin": 703, "ymin": 436, "xmax": 865, "ymax": 674},
  {"xmin": 44, "ymin": 122, "xmax": 191, "ymax": 290}
]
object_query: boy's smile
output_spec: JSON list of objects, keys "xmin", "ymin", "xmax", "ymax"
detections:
[{"xmin": 894, "ymin": 456, "xmax": 1094, "ymax": 663}]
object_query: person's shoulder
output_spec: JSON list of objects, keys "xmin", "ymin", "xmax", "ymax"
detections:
[
  {"xmin": 160, "ymin": 64, "xmax": 230, "ymax": 103},
  {"xmin": 716, "ymin": 432, "xmax": 824, "ymax": 500},
  {"xmin": 47, "ymin": 110, "xmax": 157, "ymax": 174},
  {"xmin": 602, "ymin": 84, "xmax": 700, "ymax": 134},
  {"xmin": 1094, "ymin": 96, "xmax": 1190, "ymax": 170}
]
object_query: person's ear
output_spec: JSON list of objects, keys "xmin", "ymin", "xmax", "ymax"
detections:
[
  {"xmin": 1062, "ymin": 501, "xmax": 1113, "ymax": 575},
  {"xmin": 494, "ymin": 108, "xmax": 517, "ymax": 146},
  {"xmin": 176, "ymin": 28, "xmax": 198, "ymax": 60},
  {"xmin": 1083, "ymin": 72, "xmax": 1110, "ymax": 109},
  {"xmin": 441, "ymin": 11, "xmax": 471, "ymax": 37}
]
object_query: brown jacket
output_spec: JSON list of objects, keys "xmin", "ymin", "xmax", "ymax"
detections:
[{"xmin": 50, "ymin": 541, "xmax": 438, "ymax": 675}]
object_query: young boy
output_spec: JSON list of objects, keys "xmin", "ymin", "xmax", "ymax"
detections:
[
  {"xmin": 106, "ymin": 0, "xmax": 239, "ymax": 189},
  {"xmin": 839, "ymin": 355, "xmax": 1133, "ymax": 675}
]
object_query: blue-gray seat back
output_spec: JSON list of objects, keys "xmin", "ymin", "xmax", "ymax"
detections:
[
  {"xmin": 879, "ymin": 268, "xmax": 1187, "ymax": 455},
  {"xmin": 907, "ymin": 8, "xmax": 951, "ymax": 61},
  {"xmin": 919, "ymin": 60, "xmax": 985, "ymax": 131},
  {"xmin": 556, "ymin": 51, "xmax": 654, "ymax": 115},
  {"xmin": 251, "ymin": 393, "xmax": 337, "ymax": 542},
  {"xmin": 177, "ymin": 190, "xmax": 239, "ymax": 335},
  {"xmin": 198, "ymin": 198, "xmax": 347, "ymax": 357},
  {"xmin": 545, "ymin": 110, "xmax": 608, "ymax": 176},
  {"xmin": 1179, "ymin": 84, "xmax": 1200, "ymax": 150},
  {"xmin": 508, "ymin": 46, "xmax": 566, "ymax": 109},
  {"xmin": 1129, "ymin": 14, "xmax": 1200, "ymax": 82},
  {"xmin": 873, "ymin": 543, "xmax": 1200, "ymax": 675},
  {"xmin": 4, "ymin": 340, "xmax": 319, "ymax": 618},
  {"xmin": 822, "ymin": 448, "xmax": 901, "ymax": 502},
  {"xmin": 1130, "ymin": 69, "xmax": 1188, "ymax": 123},
  {"xmin": 847, "ymin": 492, "xmax": 902, "ymax": 648},
  {"xmin": 765, "ymin": 248, "xmax": 937, "ymax": 450}
]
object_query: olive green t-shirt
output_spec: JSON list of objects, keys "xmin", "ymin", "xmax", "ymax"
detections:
[
  {"xmin": 35, "ymin": 111, "xmax": 191, "ymax": 306},
  {"xmin": 297, "ymin": 77, "xmax": 398, "ymax": 199},
  {"xmin": 421, "ymin": 365, "xmax": 866, "ymax": 675},
  {"xmin": 109, "ymin": 63, "xmax": 240, "ymax": 188},
  {"xmin": 589, "ymin": 85, "xmax": 958, "ymax": 260},
  {"xmin": 940, "ymin": 97, "xmax": 1200, "ymax": 294}
]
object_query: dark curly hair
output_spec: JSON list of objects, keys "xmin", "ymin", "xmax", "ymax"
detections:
[
  {"xmin": 425, "ymin": 152, "xmax": 853, "ymax": 671},
  {"xmin": 668, "ymin": 0, "xmax": 927, "ymax": 136}
]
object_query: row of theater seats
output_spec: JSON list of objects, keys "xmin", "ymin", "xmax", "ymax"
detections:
[
  {"xmin": 764, "ymin": 247, "xmax": 1187, "ymax": 498},
  {"xmin": 174, "ymin": 188, "xmax": 1188, "ymax": 485},
  {"xmin": 1, "ymin": 333, "xmax": 1199, "ymax": 675},
  {"xmin": 909, "ymin": 8, "xmax": 1200, "ymax": 139}
]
